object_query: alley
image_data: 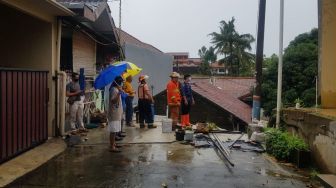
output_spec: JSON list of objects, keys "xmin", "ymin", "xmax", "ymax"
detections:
[{"xmin": 9, "ymin": 125, "xmax": 311, "ymax": 188}]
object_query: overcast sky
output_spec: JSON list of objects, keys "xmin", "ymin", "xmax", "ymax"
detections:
[{"xmin": 108, "ymin": 0, "xmax": 317, "ymax": 58}]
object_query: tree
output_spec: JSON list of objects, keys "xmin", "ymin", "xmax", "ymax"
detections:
[
  {"xmin": 198, "ymin": 46, "xmax": 217, "ymax": 75},
  {"xmin": 198, "ymin": 46, "xmax": 217, "ymax": 64},
  {"xmin": 261, "ymin": 28, "xmax": 318, "ymax": 117},
  {"xmin": 209, "ymin": 17, "xmax": 255, "ymax": 76}
]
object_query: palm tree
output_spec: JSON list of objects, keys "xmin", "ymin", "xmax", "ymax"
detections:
[
  {"xmin": 198, "ymin": 46, "xmax": 217, "ymax": 75},
  {"xmin": 210, "ymin": 17, "xmax": 255, "ymax": 76},
  {"xmin": 198, "ymin": 46, "xmax": 217, "ymax": 64}
]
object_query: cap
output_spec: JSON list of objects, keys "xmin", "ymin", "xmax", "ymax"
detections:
[
  {"xmin": 139, "ymin": 75, "xmax": 149, "ymax": 82},
  {"xmin": 170, "ymin": 72, "xmax": 180, "ymax": 78}
]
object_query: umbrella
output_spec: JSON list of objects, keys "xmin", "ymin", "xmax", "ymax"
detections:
[
  {"xmin": 113, "ymin": 61, "xmax": 142, "ymax": 78},
  {"xmin": 94, "ymin": 63, "xmax": 127, "ymax": 89}
]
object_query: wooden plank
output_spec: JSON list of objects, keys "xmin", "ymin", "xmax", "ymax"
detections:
[
  {"xmin": 44, "ymin": 73, "xmax": 48, "ymax": 139},
  {"xmin": 27, "ymin": 72, "xmax": 32, "ymax": 148},
  {"xmin": 22, "ymin": 72, "xmax": 27, "ymax": 149},
  {"xmin": 36, "ymin": 72, "xmax": 40, "ymax": 142},
  {"xmin": 32, "ymin": 72, "xmax": 36, "ymax": 143},
  {"xmin": 1, "ymin": 72, "xmax": 7, "ymax": 160},
  {"xmin": 18, "ymin": 72, "xmax": 23, "ymax": 151},
  {"xmin": 6, "ymin": 71, "xmax": 12, "ymax": 157},
  {"xmin": 12, "ymin": 72, "xmax": 18, "ymax": 154}
]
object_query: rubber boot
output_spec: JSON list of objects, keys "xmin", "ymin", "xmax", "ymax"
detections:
[
  {"xmin": 185, "ymin": 114, "xmax": 191, "ymax": 126},
  {"xmin": 180, "ymin": 115, "xmax": 186, "ymax": 127}
]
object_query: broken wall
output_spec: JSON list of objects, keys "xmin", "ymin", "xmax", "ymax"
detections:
[{"xmin": 283, "ymin": 109, "xmax": 336, "ymax": 173}]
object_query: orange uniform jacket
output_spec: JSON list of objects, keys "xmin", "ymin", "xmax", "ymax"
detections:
[{"xmin": 167, "ymin": 81, "xmax": 181, "ymax": 106}]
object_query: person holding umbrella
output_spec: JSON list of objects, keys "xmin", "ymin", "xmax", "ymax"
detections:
[{"xmin": 107, "ymin": 76, "xmax": 124, "ymax": 152}]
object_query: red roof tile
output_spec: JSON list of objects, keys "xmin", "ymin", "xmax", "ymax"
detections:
[
  {"xmin": 193, "ymin": 77, "xmax": 255, "ymax": 98},
  {"xmin": 191, "ymin": 77, "xmax": 255, "ymax": 124},
  {"xmin": 210, "ymin": 62, "xmax": 226, "ymax": 68},
  {"xmin": 192, "ymin": 82, "xmax": 252, "ymax": 124}
]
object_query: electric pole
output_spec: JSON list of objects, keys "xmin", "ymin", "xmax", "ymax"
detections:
[
  {"xmin": 276, "ymin": 0, "xmax": 284, "ymax": 128},
  {"xmin": 252, "ymin": 0, "xmax": 266, "ymax": 121}
]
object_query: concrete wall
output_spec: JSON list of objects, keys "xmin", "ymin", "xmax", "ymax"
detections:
[
  {"xmin": 0, "ymin": 4, "xmax": 52, "ymax": 70},
  {"xmin": 283, "ymin": 109, "xmax": 336, "ymax": 173},
  {"xmin": 0, "ymin": 2, "xmax": 63, "ymax": 136},
  {"xmin": 124, "ymin": 43, "xmax": 173, "ymax": 99},
  {"xmin": 319, "ymin": 0, "xmax": 336, "ymax": 108}
]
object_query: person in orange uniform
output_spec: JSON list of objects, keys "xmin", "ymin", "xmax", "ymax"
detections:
[{"xmin": 166, "ymin": 72, "xmax": 181, "ymax": 130}]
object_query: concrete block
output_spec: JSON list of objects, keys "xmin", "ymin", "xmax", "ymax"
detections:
[
  {"xmin": 250, "ymin": 131, "xmax": 266, "ymax": 143},
  {"xmin": 317, "ymin": 174, "xmax": 336, "ymax": 188}
]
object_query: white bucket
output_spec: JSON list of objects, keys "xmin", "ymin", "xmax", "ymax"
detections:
[
  {"xmin": 162, "ymin": 118, "xmax": 173, "ymax": 133},
  {"xmin": 184, "ymin": 130, "xmax": 194, "ymax": 141}
]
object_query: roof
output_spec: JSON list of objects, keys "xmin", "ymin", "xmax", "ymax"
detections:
[
  {"xmin": 117, "ymin": 29, "xmax": 163, "ymax": 53},
  {"xmin": 166, "ymin": 52, "xmax": 189, "ymax": 56},
  {"xmin": 57, "ymin": 0, "xmax": 122, "ymax": 56},
  {"xmin": 210, "ymin": 62, "xmax": 225, "ymax": 68},
  {"xmin": 191, "ymin": 77, "xmax": 255, "ymax": 124},
  {"xmin": 57, "ymin": 0, "xmax": 105, "ymax": 21},
  {"xmin": 193, "ymin": 77, "xmax": 255, "ymax": 98}
]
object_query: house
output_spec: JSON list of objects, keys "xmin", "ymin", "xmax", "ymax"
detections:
[
  {"xmin": 154, "ymin": 77, "xmax": 255, "ymax": 131},
  {"xmin": 56, "ymin": 0, "xmax": 122, "ymax": 132},
  {"xmin": 0, "ymin": 0, "xmax": 74, "ymax": 163},
  {"xmin": 118, "ymin": 29, "xmax": 173, "ymax": 96},
  {"xmin": 210, "ymin": 62, "xmax": 228, "ymax": 75},
  {"xmin": 57, "ymin": 0, "xmax": 122, "ymax": 75},
  {"xmin": 166, "ymin": 52, "xmax": 203, "ymax": 75}
]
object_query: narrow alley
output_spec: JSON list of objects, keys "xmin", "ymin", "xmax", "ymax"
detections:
[{"xmin": 8, "ymin": 118, "xmax": 313, "ymax": 188}]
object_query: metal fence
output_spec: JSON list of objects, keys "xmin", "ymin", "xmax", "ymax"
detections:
[{"xmin": 0, "ymin": 69, "xmax": 49, "ymax": 163}]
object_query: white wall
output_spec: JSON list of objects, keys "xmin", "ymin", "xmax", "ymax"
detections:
[{"xmin": 124, "ymin": 44, "xmax": 173, "ymax": 101}]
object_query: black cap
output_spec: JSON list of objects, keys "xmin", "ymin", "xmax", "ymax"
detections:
[
  {"xmin": 184, "ymin": 74, "xmax": 191, "ymax": 80},
  {"xmin": 114, "ymin": 76, "xmax": 124, "ymax": 85}
]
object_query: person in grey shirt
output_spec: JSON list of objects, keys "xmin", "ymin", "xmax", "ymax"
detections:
[{"xmin": 66, "ymin": 73, "xmax": 86, "ymax": 133}]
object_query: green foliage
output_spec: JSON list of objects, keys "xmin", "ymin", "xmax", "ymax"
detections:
[
  {"xmin": 198, "ymin": 46, "xmax": 217, "ymax": 64},
  {"xmin": 261, "ymin": 28, "xmax": 318, "ymax": 116},
  {"xmin": 209, "ymin": 17, "xmax": 255, "ymax": 76},
  {"xmin": 309, "ymin": 168, "xmax": 319, "ymax": 180},
  {"xmin": 198, "ymin": 61, "xmax": 211, "ymax": 76},
  {"xmin": 294, "ymin": 98, "xmax": 303, "ymax": 104},
  {"xmin": 198, "ymin": 46, "xmax": 217, "ymax": 75},
  {"xmin": 265, "ymin": 128, "xmax": 308, "ymax": 160}
]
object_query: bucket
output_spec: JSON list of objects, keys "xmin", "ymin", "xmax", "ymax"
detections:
[
  {"xmin": 162, "ymin": 118, "xmax": 173, "ymax": 133},
  {"xmin": 184, "ymin": 130, "xmax": 194, "ymax": 141},
  {"xmin": 175, "ymin": 130, "xmax": 185, "ymax": 141}
]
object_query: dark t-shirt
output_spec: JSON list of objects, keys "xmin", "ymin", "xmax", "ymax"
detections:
[{"xmin": 66, "ymin": 82, "xmax": 81, "ymax": 102}]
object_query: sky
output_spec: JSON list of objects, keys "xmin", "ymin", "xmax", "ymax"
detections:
[{"xmin": 108, "ymin": 0, "xmax": 318, "ymax": 58}]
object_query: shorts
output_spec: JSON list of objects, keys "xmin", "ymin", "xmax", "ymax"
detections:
[{"xmin": 107, "ymin": 120, "xmax": 121, "ymax": 133}]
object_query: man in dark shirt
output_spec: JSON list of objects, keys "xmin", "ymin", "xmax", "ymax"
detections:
[
  {"xmin": 181, "ymin": 74, "xmax": 195, "ymax": 126},
  {"xmin": 66, "ymin": 73, "xmax": 85, "ymax": 132}
]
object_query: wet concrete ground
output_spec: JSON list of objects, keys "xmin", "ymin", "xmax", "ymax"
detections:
[{"xmin": 8, "ymin": 124, "xmax": 314, "ymax": 188}]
